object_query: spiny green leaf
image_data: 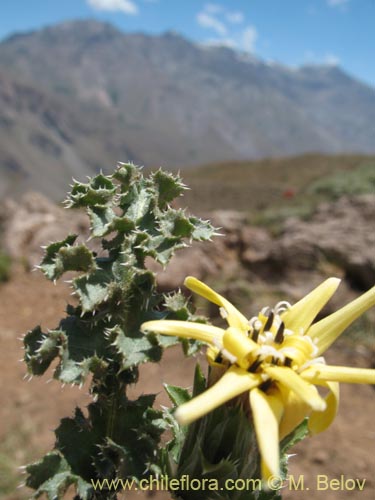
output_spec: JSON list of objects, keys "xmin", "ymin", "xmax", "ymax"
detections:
[
  {"xmin": 113, "ymin": 162, "xmax": 141, "ymax": 190},
  {"xmin": 68, "ymin": 175, "xmax": 116, "ymax": 207},
  {"xmin": 40, "ymin": 239, "xmax": 96, "ymax": 281},
  {"xmin": 158, "ymin": 209, "xmax": 195, "ymax": 238},
  {"xmin": 88, "ymin": 205, "xmax": 115, "ymax": 237},
  {"xmin": 26, "ymin": 452, "xmax": 69, "ymax": 491},
  {"xmin": 192, "ymin": 363, "xmax": 207, "ymax": 397},
  {"xmin": 190, "ymin": 216, "xmax": 216, "ymax": 241},
  {"xmin": 53, "ymin": 316, "xmax": 111, "ymax": 384},
  {"xmin": 40, "ymin": 234, "xmax": 77, "ymax": 280},
  {"xmin": 55, "ymin": 408, "xmax": 98, "ymax": 480},
  {"xmin": 125, "ymin": 186, "xmax": 153, "ymax": 224},
  {"xmin": 108, "ymin": 325, "xmax": 167, "ymax": 368},
  {"xmin": 59, "ymin": 244, "xmax": 96, "ymax": 273},
  {"xmin": 164, "ymin": 292, "xmax": 190, "ymax": 316},
  {"xmin": 24, "ymin": 326, "xmax": 60, "ymax": 375},
  {"xmin": 26, "ymin": 452, "xmax": 93, "ymax": 500},
  {"xmin": 280, "ymin": 418, "xmax": 309, "ymax": 455},
  {"xmin": 152, "ymin": 169, "xmax": 186, "ymax": 208},
  {"xmin": 164, "ymin": 384, "xmax": 191, "ymax": 407},
  {"xmin": 73, "ymin": 268, "xmax": 113, "ymax": 313},
  {"xmin": 154, "ymin": 237, "xmax": 186, "ymax": 266}
]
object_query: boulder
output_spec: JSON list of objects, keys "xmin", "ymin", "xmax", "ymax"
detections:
[
  {"xmin": 274, "ymin": 195, "xmax": 375, "ymax": 289},
  {"xmin": 0, "ymin": 192, "xmax": 89, "ymax": 266}
]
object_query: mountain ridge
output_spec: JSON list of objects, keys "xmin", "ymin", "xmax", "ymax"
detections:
[{"xmin": 0, "ymin": 19, "xmax": 374, "ymax": 200}]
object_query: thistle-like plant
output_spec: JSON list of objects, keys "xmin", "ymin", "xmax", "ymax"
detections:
[
  {"xmin": 22, "ymin": 163, "xmax": 215, "ymax": 499},
  {"xmin": 22, "ymin": 163, "xmax": 375, "ymax": 500}
]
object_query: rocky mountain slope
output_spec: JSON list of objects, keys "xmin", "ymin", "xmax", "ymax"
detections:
[
  {"xmin": 1, "ymin": 20, "xmax": 375, "ymax": 200},
  {"xmin": 0, "ymin": 71, "xmax": 135, "ymax": 200}
]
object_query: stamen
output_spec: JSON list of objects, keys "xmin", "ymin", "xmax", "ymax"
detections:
[
  {"xmin": 263, "ymin": 331, "xmax": 275, "ymax": 345},
  {"xmin": 260, "ymin": 306, "xmax": 271, "ymax": 316},
  {"xmin": 211, "ymin": 337, "xmax": 237, "ymax": 364},
  {"xmin": 252, "ymin": 328, "xmax": 260, "ymax": 343},
  {"xmin": 284, "ymin": 357, "xmax": 292, "ymax": 367},
  {"xmin": 212, "ymin": 338, "xmax": 224, "ymax": 350},
  {"xmin": 274, "ymin": 322, "xmax": 285, "ymax": 344},
  {"xmin": 257, "ymin": 345, "xmax": 284, "ymax": 361},
  {"xmin": 248, "ymin": 317, "xmax": 259, "ymax": 327},
  {"xmin": 263, "ymin": 311, "xmax": 274, "ymax": 332},
  {"xmin": 248, "ymin": 317, "xmax": 262, "ymax": 342},
  {"xmin": 221, "ymin": 348, "xmax": 238, "ymax": 364},
  {"xmin": 283, "ymin": 328, "xmax": 294, "ymax": 337},
  {"xmin": 248, "ymin": 358, "xmax": 262, "ymax": 372},
  {"xmin": 249, "ymin": 317, "xmax": 262, "ymax": 330},
  {"xmin": 280, "ymin": 347, "xmax": 298, "ymax": 358},
  {"xmin": 274, "ymin": 300, "xmax": 292, "ymax": 314},
  {"xmin": 299, "ymin": 356, "xmax": 327, "ymax": 372}
]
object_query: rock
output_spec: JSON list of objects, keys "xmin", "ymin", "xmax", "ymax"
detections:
[
  {"xmin": 0, "ymin": 192, "xmax": 89, "ymax": 266},
  {"xmin": 240, "ymin": 226, "xmax": 273, "ymax": 266},
  {"xmin": 275, "ymin": 195, "xmax": 375, "ymax": 289},
  {"xmin": 147, "ymin": 244, "xmax": 219, "ymax": 292}
]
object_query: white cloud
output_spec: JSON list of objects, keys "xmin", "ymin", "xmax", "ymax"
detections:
[
  {"xmin": 324, "ymin": 53, "xmax": 340, "ymax": 66},
  {"xmin": 197, "ymin": 12, "xmax": 227, "ymax": 36},
  {"xmin": 87, "ymin": 0, "xmax": 138, "ymax": 15},
  {"xmin": 205, "ymin": 3, "xmax": 223, "ymax": 14},
  {"xmin": 197, "ymin": 4, "xmax": 258, "ymax": 55},
  {"xmin": 304, "ymin": 50, "xmax": 340, "ymax": 67},
  {"xmin": 327, "ymin": 0, "xmax": 349, "ymax": 7},
  {"xmin": 226, "ymin": 11, "xmax": 245, "ymax": 24},
  {"xmin": 242, "ymin": 26, "xmax": 257, "ymax": 53}
]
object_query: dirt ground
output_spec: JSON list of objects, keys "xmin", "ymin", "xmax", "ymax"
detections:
[{"xmin": 0, "ymin": 270, "xmax": 374, "ymax": 500}]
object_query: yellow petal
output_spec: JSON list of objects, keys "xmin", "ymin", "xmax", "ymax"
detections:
[
  {"xmin": 308, "ymin": 381, "xmax": 339, "ymax": 435},
  {"xmin": 281, "ymin": 278, "xmax": 341, "ymax": 334},
  {"xmin": 301, "ymin": 364, "xmax": 375, "ymax": 384},
  {"xmin": 308, "ymin": 285, "xmax": 375, "ymax": 355},
  {"xmin": 250, "ymin": 388, "xmax": 283, "ymax": 480},
  {"xmin": 184, "ymin": 276, "xmax": 249, "ymax": 331},
  {"xmin": 278, "ymin": 386, "xmax": 312, "ymax": 440},
  {"xmin": 175, "ymin": 366, "xmax": 262, "ymax": 425},
  {"xmin": 264, "ymin": 365, "xmax": 326, "ymax": 412},
  {"xmin": 141, "ymin": 320, "xmax": 224, "ymax": 344},
  {"xmin": 222, "ymin": 327, "xmax": 258, "ymax": 369}
]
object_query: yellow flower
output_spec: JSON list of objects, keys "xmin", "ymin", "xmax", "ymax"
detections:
[{"xmin": 141, "ymin": 277, "xmax": 375, "ymax": 482}]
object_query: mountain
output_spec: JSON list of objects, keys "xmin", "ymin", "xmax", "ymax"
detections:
[
  {"xmin": 0, "ymin": 20, "xmax": 375, "ymax": 200},
  {"xmin": 0, "ymin": 70, "xmax": 139, "ymax": 200}
]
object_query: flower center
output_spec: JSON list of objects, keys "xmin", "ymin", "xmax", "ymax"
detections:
[{"xmin": 215, "ymin": 301, "xmax": 323, "ymax": 372}]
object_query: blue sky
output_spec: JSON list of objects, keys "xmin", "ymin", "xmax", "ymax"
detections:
[{"xmin": 0, "ymin": 0, "xmax": 374, "ymax": 87}]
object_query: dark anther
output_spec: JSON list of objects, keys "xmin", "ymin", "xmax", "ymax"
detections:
[
  {"xmin": 274, "ymin": 322, "xmax": 285, "ymax": 344},
  {"xmin": 263, "ymin": 311, "xmax": 274, "ymax": 332},
  {"xmin": 284, "ymin": 357, "xmax": 292, "ymax": 367},
  {"xmin": 251, "ymin": 328, "xmax": 260, "ymax": 343},
  {"xmin": 248, "ymin": 358, "xmax": 262, "ymax": 372},
  {"xmin": 259, "ymin": 379, "xmax": 273, "ymax": 392}
]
